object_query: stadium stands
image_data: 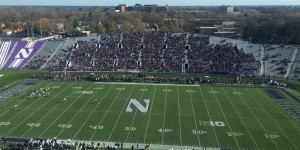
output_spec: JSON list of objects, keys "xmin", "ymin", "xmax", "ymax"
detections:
[
  {"xmin": 210, "ymin": 36, "xmax": 300, "ymax": 79},
  {"xmin": 25, "ymin": 41, "xmax": 62, "ymax": 70},
  {"xmin": 1, "ymin": 32, "xmax": 300, "ymax": 80},
  {"xmin": 49, "ymin": 33, "xmax": 261, "ymax": 75}
]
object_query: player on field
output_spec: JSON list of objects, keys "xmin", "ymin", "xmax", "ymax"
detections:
[
  {"xmin": 63, "ymin": 98, "xmax": 66, "ymax": 103},
  {"xmin": 94, "ymin": 99, "xmax": 98, "ymax": 104},
  {"xmin": 11, "ymin": 104, "xmax": 17, "ymax": 110}
]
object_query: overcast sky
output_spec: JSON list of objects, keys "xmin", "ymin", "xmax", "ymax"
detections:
[{"xmin": 0, "ymin": 0, "xmax": 299, "ymax": 6}]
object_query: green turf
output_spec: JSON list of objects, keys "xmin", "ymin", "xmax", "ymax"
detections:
[
  {"xmin": 0, "ymin": 82, "xmax": 299, "ymax": 149},
  {"xmin": 0, "ymin": 70, "xmax": 48, "ymax": 86}
]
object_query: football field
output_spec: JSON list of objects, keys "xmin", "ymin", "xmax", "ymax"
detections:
[{"xmin": 0, "ymin": 81, "xmax": 300, "ymax": 149}]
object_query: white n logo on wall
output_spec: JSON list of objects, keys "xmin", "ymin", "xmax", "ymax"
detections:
[
  {"xmin": 8, "ymin": 48, "xmax": 34, "ymax": 68},
  {"xmin": 15, "ymin": 48, "xmax": 33, "ymax": 59},
  {"xmin": 125, "ymin": 99, "xmax": 150, "ymax": 113}
]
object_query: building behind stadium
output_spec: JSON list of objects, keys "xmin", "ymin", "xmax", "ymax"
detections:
[{"xmin": 117, "ymin": 4, "xmax": 168, "ymax": 13}]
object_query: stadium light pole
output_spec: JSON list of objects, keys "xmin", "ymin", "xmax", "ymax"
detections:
[
  {"xmin": 263, "ymin": 61, "xmax": 266, "ymax": 78},
  {"xmin": 26, "ymin": 27, "xmax": 29, "ymax": 38},
  {"xmin": 32, "ymin": 21, "xmax": 34, "ymax": 40},
  {"xmin": 26, "ymin": 21, "xmax": 30, "ymax": 38},
  {"xmin": 40, "ymin": 20, "xmax": 42, "ymax": 37}
]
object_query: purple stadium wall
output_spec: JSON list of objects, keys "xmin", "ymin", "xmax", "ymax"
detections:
[
  {"xmin": 4, "ymin": 41, "xmax": 44, "ymax": 69},
  {"xmin": 0, "ymin": 41, "xmax": 15, "ymax": 69}
]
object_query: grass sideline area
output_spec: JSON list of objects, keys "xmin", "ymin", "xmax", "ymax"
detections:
[
  {"xmin": 0, "ymin": 70, "xmax": 48, "ymax": 86},
  {"xmin": 0, "ymin": 81, "xmax": 299, "ymax": 149},
  {"xmin": 1, "ymin": 70, "xmax": 299, "ymax": 93}
]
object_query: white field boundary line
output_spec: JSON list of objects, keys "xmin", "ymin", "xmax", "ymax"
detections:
[
  {"xmin": 55, "ymin": 84, "xmax": 106, "ymax": 138},
  {"xmin": 38, "ymin": 83, "xmax": 95, "ymax": 137},
  {"xmin": 107, "ymin": 84, "xmax": 137, "ymax": 141},
  {"xmin": 246, "ymin": 88, "xmax": 299, "ymax": 149},
  {"xmin": 221, "ymin": 87, "xmax": 259, "ymax": 149},
  {"xmin": 89, "ymin": 84, "xmax": 126, "ymax": 141},
  {"xmin": 0, "ymin": 82, "xmax": 45, "ymax": 117},
  {"xmin": 3, "ymin": 82, "xmax": 56, "ymax": 136},
  {"xmin": 95, "ymin": 82, "xmax": 200, "ymax": 87},
  {"xmin": 209, "ymin": 87, "xmax": 240, "ymax": 149},
  {"xmin": 20, "ymin": 83, "xmax": 76, "ymax": 137},
  {"xmin": 143, "ymin": 85, "xmax": 157, "ymax": 143},
  {"xmin": 256, "ymin": 88, "xmax": 300, "ymax": 132},
  {"xmin": 125, "ymin": 84, "xmax": 147, "ymax": 143},
  {"xmin": 71, "ymin": 84, "xmax": 115, "ymax": 140},
  {"xmin": 187, "ymin": 86, "xmax": 201, "ymax": 147},
  {"xmin": 161, "ymin": 86, "xmax": 168, "ymax": 145},
  {"xmin": 232, "ymin": 87, "xmax": 280, "ymax": 150},
  {"xmin": 197, "ymin": 85, "xmax": 220, "ymax": 147},
  {"xmin": 176, "ymin": 86, "xmax": 183, "ymax": 146}
]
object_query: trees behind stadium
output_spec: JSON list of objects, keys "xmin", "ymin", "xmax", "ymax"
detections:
[{"xmin": 0, "ymin": 6, "xmax": 299, "ymax": 44}]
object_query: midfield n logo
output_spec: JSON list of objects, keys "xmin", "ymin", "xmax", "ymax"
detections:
[{"xmin": 125, "ymin": 99, "xmax": 150, "ymax": 113}]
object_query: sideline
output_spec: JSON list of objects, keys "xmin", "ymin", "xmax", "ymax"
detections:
[
  {"xmin": 94, "ymin": 82, "xmax": 199, "ymax": 86},
  {"xmin": 94, "ymin": 81, "xmax": 283, "ymax": 89}
]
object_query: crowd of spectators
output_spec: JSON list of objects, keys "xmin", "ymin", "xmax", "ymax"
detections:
[
  {"xmin": 117, "ymin": 32, "xmax": 142, "ymax": 70},
  {"xmin": 24, "ymin": 40, "xmax": 63, "ymax": 70},
  {"xmin": 141, "ymin": 32, "xmax": 165, "ymax": 72},
  {"xmin": 48, "ymin": 47, "xmax": 72, "ymax": 71},
  {"xmin": 163, "ymin": 33, "xmax": 186, "ymax": 73},
  {"xmin": 6, "ymin": 138, "xmax": 119, "ymax": 150},
  {"xmin": 24, "ymin": 54, "xmax": 49, "ymax": 70},
  {"xmin": 44, "ymin": 32, "xmax": 260, "ymax": 76},
  {"xmin": 187, "ymin": 34, "xmax": 260, "ymax": 76}
]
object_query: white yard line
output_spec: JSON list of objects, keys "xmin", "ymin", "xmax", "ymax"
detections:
[
  {"xmin": 143, "ymin": 85, "xmax": 157, "ymax": 143},
  {"xmin": 89, "ymin": 84, "xmax": 126, "ymax": 141},
  {"xmin": 221, "ymin": 87, "xmax": 259, "ymax": 149},
  {"xmin": 125, "ymin": 84, "xmax": 147, "ymax": 143},
  {"xmin": 0, "ymin": 82, "xmax": 44, "ymax": 118},
  {"xmin": 107, "ymin": 84, "xmax": 136, "ymax": 141},
  {"xmin": 71, "ymin": 84, "xmax": 115, "ymax": 140},
  {"xmin": 197, "ymin": 85, "xmax": 220, "ymax": 147},
  {"xmin": 125, "ymin": 109, "xmax": 138, "ymax": 142},
  {"xmin": 161, "ymin": 86, "xmax": 168, "ymax": 145},
  {"xmin": 3, "ymin": 82, "xmax": 56, "ymax": 136},
  {"xmin": 20, "ymin": 83, "xmax": 75, "ymax": 137},
  {"xmin": 187, "ymin": 86, "xmax": 201, "ymax": 147},
  {"xmin": 176, "ymin": 86, "xmax": 182, "ymax": 146},
  {"xmin": 232, "ymin": 87, "xmax": 280, "ymax": 150},
  {"xmin": 55, "ymin": 84, "xmax": 104, "ymax": 138},
  {"xmin": 256, "ymin": 88, "xmax": 300, "ymax": 132},
  {"xmin": 246, "ymin": 88, "xmax": 299, "ymax": 149},
  {"xmin": 38, "ymin": 83, "xmax": 95, "ymax": 137},
  {"xmin": 210, "ymin": 87, "xmax": 240, "ymax": 149}
]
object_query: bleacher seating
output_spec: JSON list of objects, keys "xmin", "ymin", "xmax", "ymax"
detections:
[{"xmin": 1, "ymin": 33, "xmax": 300, "ymax": 80}]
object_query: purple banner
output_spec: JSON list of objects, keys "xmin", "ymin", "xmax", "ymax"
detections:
[
  {"xmin": 4, "ymin": 41, "xmax": 44, "ymax": 69},
  {"xmin": 0, "ymin": 41, "xmax": 15, "ymax": 69}
]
